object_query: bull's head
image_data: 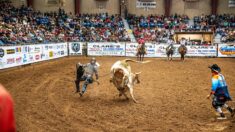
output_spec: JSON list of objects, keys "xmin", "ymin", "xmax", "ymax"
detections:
[{"xmin": 132, "ymin": 72, "xmax": 141, "ymax": 84}]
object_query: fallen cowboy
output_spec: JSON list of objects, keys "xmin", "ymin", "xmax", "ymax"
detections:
[{"xmin": 74, "ymin": 58, "xmax": 100, "ymax": 97}]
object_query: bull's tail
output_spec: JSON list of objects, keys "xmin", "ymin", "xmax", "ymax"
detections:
[{"xmin": 123, "ymin": 59, "xmax": 151, "ymax": 64}]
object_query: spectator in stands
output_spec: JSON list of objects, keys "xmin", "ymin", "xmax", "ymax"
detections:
[
  {"xmin": 0, "ymin": 1, "xmax": 130, "ymax": 45},
  {"xmin": 126, "ymin": 14, "xmax": 189, "ymax": 43}
]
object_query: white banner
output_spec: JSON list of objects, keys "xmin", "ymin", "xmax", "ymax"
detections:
[
  {"xmin": 218, "ymin": 44, "xmax": 235, "ymax": 57},
  {"xmin": 68, "ymin": 42, "xmax": 83, "ymax": 55},
  {"xmin": 87, "ymin": 43, "xmax": 125, "ymax": 56},
  {"xmin": 155, "ymin": 44, "xmax": 181, "ymax": 57},
  {"xmin": 0, "ymin": 46, "xmax": 23, "ymax": 69},
  {"xmin": 0, "ymin": 43, "xmax": 68, "ymax": 70},
  {"xmin": 126, "ymin": 43, "xmax": 216, "ymax": 57},
  {"xmin": 186, "ymin": 45, "xmax": 217, "ymax": 57}
]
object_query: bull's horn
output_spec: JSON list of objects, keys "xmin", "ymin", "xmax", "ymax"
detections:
[
  {"xmin": 135, "ymin": 72, "xmax": 142, "ymax": 75},
  {"xmin": 141, "ymin": 60, "xmax": 151, "ymax": 64},
  {"xmin": 124, "ymin": 59, "xmax": 151, "ymax": 64}
]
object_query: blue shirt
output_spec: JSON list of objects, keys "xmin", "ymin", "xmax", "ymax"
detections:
[
  {"xmin": 211, "ymin": 73, "xmax": 231, "ymax": 100},
  {"xmin": 211, "ymin": 74, "xmax": 227, "ymax": 92}
]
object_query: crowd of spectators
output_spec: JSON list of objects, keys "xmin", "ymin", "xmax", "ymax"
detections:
[
  {"xmin": 126, "ymin": 14, "xmax": 190, "ymax": 43},
  {"xmin": 0, "ymin": 1, "xmax": 129, "ymax": 45},
  {"xmin": 193, "ymin": 14, "xmax": 235, "ymax": 43},
  {"xmin": 127, "ymin": 13, "xmax": 235, "ymax": 44},
  {"xmin": 66, "ymin": 14, "xmax": 130, "ymax": 42}
]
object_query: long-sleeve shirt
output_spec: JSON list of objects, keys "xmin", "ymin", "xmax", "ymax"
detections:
[
  {"xmin": 83, "ymin": 63, "xmax": 99, "ymax": 78},
  {"xmin": 211, "ymin": 73, "xmax": 231, "ymax": 100}
]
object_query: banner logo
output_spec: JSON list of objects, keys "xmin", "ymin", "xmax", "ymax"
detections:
[
  {"xmin": 219, "ymin": 45, "xmax": 235, "ymax": 55},
  {"xmin": 72, "ymin": 43, "xmax": 80, "ymax": 53},
  {"xmin": 0, "ymin": 48, "xmax": 4, "ymax": 57},
  {"xmin": 6, "ymin": 49, "xmax": 15, "ymax": 54}
]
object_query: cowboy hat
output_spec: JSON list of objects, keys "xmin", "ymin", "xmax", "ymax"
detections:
[{"xmin": 208, "ymin": 64, "xmax": 221, "ymax": 73}]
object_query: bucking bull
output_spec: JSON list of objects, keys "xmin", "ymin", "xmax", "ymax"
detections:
[{"xmin": 110, "ymin": 59, "xmax": 150, "ymax": 103}]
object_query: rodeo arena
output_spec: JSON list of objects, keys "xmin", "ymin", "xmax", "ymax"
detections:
[{"xmin": 1, "ymin": 0, "xmax": 235, "ymax": 132}]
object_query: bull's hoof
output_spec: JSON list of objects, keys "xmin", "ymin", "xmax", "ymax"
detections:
[
  {"xmin": 133, "ymin": 100, "xmax": 138, "ymax": 103},
  {"xmin": 79, "ymin": 92, "xmax": 83, "ymax": 97},
  {"xmin": 109, "ymin": 79, "xmax": 113, "ymax": 83}
]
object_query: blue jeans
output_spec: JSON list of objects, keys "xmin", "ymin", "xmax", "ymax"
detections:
[{"xmin": 81, "ymin": 75, "xmax": 93, "ymax": 94}]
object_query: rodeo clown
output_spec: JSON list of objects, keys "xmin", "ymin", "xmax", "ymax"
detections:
[
  {"xmin": 75, "ymin": 58, "xmax": 100, "ymax": 97},
  {"xmin": 207, "ymin": 64, "xmax": 234, "ymax": 119}
]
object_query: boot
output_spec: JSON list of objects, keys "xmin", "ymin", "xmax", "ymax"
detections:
[
  {"xmin": 75, "ymin": 80, "xmax": 80, "ymax": 93},
  {"xmin": 227, "ymin": 107, "xmax": 235, "ymax": 117},
  {"xmin": 75, "ymin": 89, "xmax": 80, "ymax": 93},
  {"xmin": 79, "ymin": 91, "xmax": 84, "ymax": 97},
  {"xmin": 217, "ymin": 113, "xmax": 227, "ymax": 120}
]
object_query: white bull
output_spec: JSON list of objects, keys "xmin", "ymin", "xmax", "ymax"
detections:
[{"xmin": 110, "ymin": 59, "xmax": 150, "ymax": 103}]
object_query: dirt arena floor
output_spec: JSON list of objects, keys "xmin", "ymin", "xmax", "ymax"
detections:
[{"xmin": 0, "ymin": 57, "xmax": 235, "ymax": 132}]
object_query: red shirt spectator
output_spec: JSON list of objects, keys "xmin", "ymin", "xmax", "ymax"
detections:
[{"xmin": 0, "ymin": 84, "xmax": 16, "ymax": 132}]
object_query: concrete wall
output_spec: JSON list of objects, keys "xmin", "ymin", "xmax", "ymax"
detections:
[
  {"xmin": 171, "ymin": 0, "xmax": 211, "ymax": 18},
  {"xmin": 33, "ymin": 0, "xmax": 75, "ymax": 14},
  {"xmin": 218, "ymin": 0, "xmax": 235, "ymax": 14},
  {"xmin": 80, "ymin": 0, "xmax": 120, "ymax": 15},
  {"xmin": 9, "ymin": 0, "xmax": 235, "ymax": 16},
  {"xmin": 126, "ymin": 0, "xmax": 211, "ymax": 18},
  {"xmin": 11, "ymin": 0, "xmax": 27, "ymax": 7},
  {"xmin": 127, "ymin": 0, "xmax": 164, "ymax": 16},
  {"xmin": 127, "ymin": 0, "xmax": 235, "ymax": 18}
]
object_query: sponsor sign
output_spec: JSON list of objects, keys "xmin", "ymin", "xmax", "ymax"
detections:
[
  {"xmin": 186, "ymin": 45, "xmax": 217, "ymax": 57},
  {"xmin": 88, "ymin": 43, "xmax": 125, "ymax": 56},
  {"xmin": 155, "ymin": 44, "xmax": 181, "ymax": 57},
  {"xmin": 49, "ymin": 51, "xmax": 54, "ymax": 58},
  {"xmin": 68, "ymin": 42, "xmax": 83, "ymax": 55},
  {"xmin": 0, "ymin": 43, "xmax": 68, "ymax": 69},
  {"xmin": 218, "ymin": 44, "xmax": 235, "ymax": 57},
  {"xmin": 125, "ymin": 43, "xmax": 157, "ymax": 57},
  {"xmin": 7, "ymin": 58, "xmax": 15, "ymax": 64},
  {"xmin": 0, "ymin": 48, "xmax": 4, "ymax": 58},
  {"xmin": 15, "ymin": 57, "xmax": 22, "ymax": 64},
  {"xmin": 126, "ymin": 43, "xmax": 216, "ymax": 57},
  {"xmin": 6, "ymin": 49, "xmax": 15, "ymax": 54},
  {"xmin": 15, "ymin": 47, "xmax": 21, "ymax": 53}
]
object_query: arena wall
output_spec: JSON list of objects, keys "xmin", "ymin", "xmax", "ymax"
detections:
[
  {"xmin": 126, "ymin": 0, "xmax": 165, "ymax": 16},
  {"xmin": 80, "ymin": 0, "xmax": 120, "ymax": 15},
  {"xmin": 217, "ymin": 0, "xmax": 235, "ymax": 14},
  {"xmin": 11, "ymin": 0, "xmax": 26, "ymax": 7},
  {"xmin": 33, "ymin": 0, "xmax": 75, "ymax": 14},
  {"xmin": 9, "ymin": 0, "xmax": 235, "ymax": 16},
  {"xmin": 171, "ymin": 0, "xmax": 211, "ymax": 18},
  {"xmin": 119, "ymin": 0, "xmax": 235, "ymax": 18}
]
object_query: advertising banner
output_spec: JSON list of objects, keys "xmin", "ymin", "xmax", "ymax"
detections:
[
  {"xmin": 87, "ymin": 43, "xmax": 125, "ymax": 56},
  {"xmin": 0, "ymin": 43, "xmax": 67, "ymax": 70},
  {"xmin": 68, "ymin": 42, "xmax": 83, "ymax": 55},
  {"xmin": 0, "ymin": 46, "xmax": 23, "ymax": 69},
  {"xmin": 186, "ymin": 45, "xmax": 217, "ymax": 57},
  {"xmin": 125, "ymin": 43, "xmax": 156, "ymax": 57},
  {"xmin": 126, "ymin": 43, "xmax": 216, "ymax": 57},
  {"xmin": 155, "ymin": 44, "xmax": 181, "ymax": 57},
  {"xmin": 218, "ymin": 44, "xmax": 235, "ymax": 57}
]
